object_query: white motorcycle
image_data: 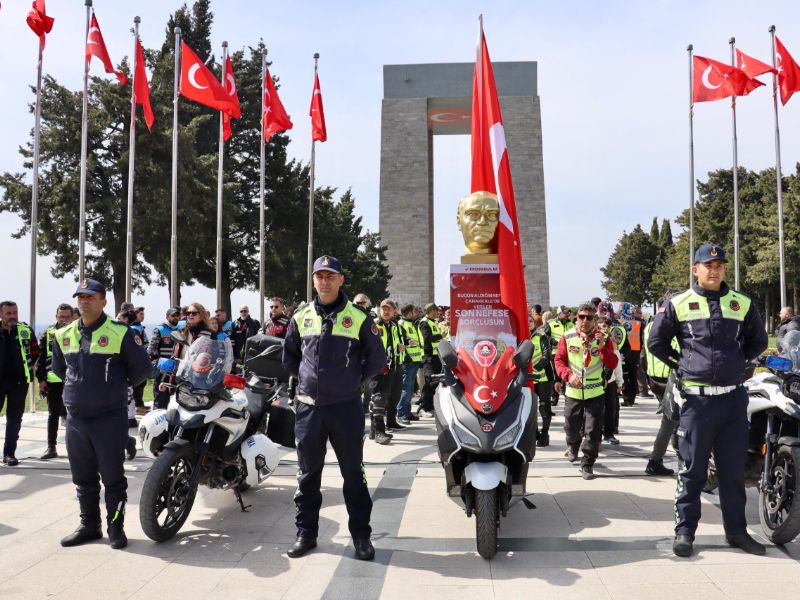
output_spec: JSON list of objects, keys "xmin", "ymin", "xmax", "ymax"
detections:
[{"xmin": 138, "ymin": 336, "xmax": 281, "ymax": 542}]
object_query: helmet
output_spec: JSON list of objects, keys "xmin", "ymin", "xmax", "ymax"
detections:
[
  {"xmin": 240, "ymin": 433, "xmax": 280, "ymax": 487},
  {"xmin": 138, "ymin": 409, "xmax": 169, "ymax": 459}
]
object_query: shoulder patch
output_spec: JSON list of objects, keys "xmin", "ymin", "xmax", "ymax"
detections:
[
  {"xmin": 342, "ymin": 316, "xmax": 353, "ymax": 328},
  {"xmin": 730, "ymin": 299, "xmax": 740, "ymax": 312},
  {"xmin": 688, "ymin": 302, "xmax": 700, "ymax": 310},
  {"xmin": 98, "ymin": 335, "xmax": 109, "ymax": 347},
  {"xmin": 371, "ymin": 323, "xmax": 380, "ymax": 336},
  {"xmin": 134, "ymin": 334, "xmax": 142, "ymax": 346},
  {"xmin": 62, "ymin": 337, "xmax": 70, "ymax": 347}
]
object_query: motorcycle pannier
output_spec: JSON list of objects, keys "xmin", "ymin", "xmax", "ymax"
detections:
[
  {"xmin": 244, "ymin": 334, "xmax": 290, "ymax": 383},
  {"xmin": 267, "ymin": 395, "xmax": 296, "ymax": 449}
]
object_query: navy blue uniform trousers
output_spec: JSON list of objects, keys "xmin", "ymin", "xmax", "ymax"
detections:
[
  {"xmin": 675, "ymin": 387, "xmax": 748, "ymax": 536},
  {"xmin": 65, "ymin": 410, "xmax": 128, "ymax": 524},
  {"xmin": 294, "ymin": 398, "xmax": 372, "ymax": 540}
]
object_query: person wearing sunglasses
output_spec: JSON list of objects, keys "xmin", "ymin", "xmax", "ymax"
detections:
[
  {"xmin": 263, "ymin": 297, "xmax": 290, "ymax": 339},
  {"xmin": 554, "ymin": 302, "xmax": 619, "ymax": 480}
]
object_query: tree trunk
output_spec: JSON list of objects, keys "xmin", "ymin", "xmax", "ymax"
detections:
[
  {"xmin": 112, "ymin": 267, "xmax": 126, "ymax": 315},
  {"xmin": 765, "ymin": 288, "xmax": 772, "ymax": 333}
]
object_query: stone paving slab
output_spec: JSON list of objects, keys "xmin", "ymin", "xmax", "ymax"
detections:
[{"xmin": 1, "ymin": 396, "xmax": 799, "ymax": 599}]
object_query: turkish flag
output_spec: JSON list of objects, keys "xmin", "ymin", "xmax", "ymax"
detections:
[
  {"xmin": 470, "ymin": 26, "xmax": 528, "ymax": 343},
  {"xmin": 221, "ymin": 56, "xmax": 241, "ymax": 141},
  {"xmin": 309, "ymin": 72, "xmax": 327, "ymax": 142},
  {"xmin": 26, "ymin": 0, "xmax": 54, "ymax": 49},
  {"xmin": 775, "ymin": 37, "xmax": 800, "ymax": 105},
  {"xmin": 180, "ymin": 41, "xmax": 238, "ymax": 116},
  {"xmin": 133, "ymin": 37, "xmax": 154, "ymax": 131},
  {"xmin": 692, "ymin": 55, "xmax": 762, "ymax": 102},
  {"xmin": 86, "ymin": 13, "xmax": 127, "ymax": 85},
  {"xmin": 263, "ymin": 67, "xmax": 293, "ymax": 140},
  {"xmin": 736, "ymin": 48, "xmax": 777, "ymax": 79}
]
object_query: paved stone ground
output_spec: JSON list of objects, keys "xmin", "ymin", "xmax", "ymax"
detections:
[{"xmin": 2, "ymin": 395, "xmax": 800, "ymax": 599}]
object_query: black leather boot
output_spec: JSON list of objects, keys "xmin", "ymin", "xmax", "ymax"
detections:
[
  {"xmin": 287, "ymin": 536, "xmax": 317, "ymax": 558},
  {"xmin": 373, "ymin": 416, "xmax": 392, "ymax": 445},
  {"xmin": 40, "ymin": 445, "xmax": 58, "ymax": 460},
  {"xmin": 61, "ymin": 522, "xmax": 103, "ymax": 547},
  {"xmin": 107, "ymin": 501, "xmax": 127, "ymax": 549}
]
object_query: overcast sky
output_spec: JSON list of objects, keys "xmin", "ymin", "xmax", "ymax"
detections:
[{"xmin": 2, "ymin": 1, "xmax": 800, "ymax": 326}]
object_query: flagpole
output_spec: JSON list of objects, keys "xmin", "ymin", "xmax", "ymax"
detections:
[
  {"xmin": 29, "ymin": 35, "xmax": 45, "ymax": 413},
  {"xmin": 125, "ymin": 16, "xmax": 140, "ymax": 304},
  {"xmin": 688, "ymin": 44, "xmax": 696, "ymax": 287},
  {"xmin": 306, "ymin": 53, "xmax": 319, "ymax": 303},
  {"xmin": 171, "ymin": 27, "xmax": 182, "ymax": 308},
  {"xmin": 259, "ymin": 51, "xmax": 267, "ymax": 326},
  {"xmin": 215, "ymin": 41, "xmax": 228, "ymax": 311},
  {"xmin": 729, "ymin": 37, "xmax": 740, "ymax": 290},
  {"xmin": 78, "ymin": 0, "xmax": 92, "ymax": 282},
  {"xmin": 769, "ymin": 25, "xmax": 787, "ymax": 307}
]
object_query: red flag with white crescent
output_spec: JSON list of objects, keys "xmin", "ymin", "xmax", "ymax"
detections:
[
  {"xmin": 775, "ymin": 37, "xmax": 800, "ymax": 105},
  {"xmin": 263, "ymin": 67, "xmax": 293, "ymax": 140},
  {"xmin": 27, "ymin": 0, "xmax": 54, "ymax": 49},
  {"xmin": 735, "ymin": 48, "xmax": 777, "ymax": 79},
  {"xmin": 310, "ymin": 72, "xmax": 327, "ymax": 142},
  {"xmin": 470, "ymin": 23, "xmax": 528, "ymax": 343},
  {"xmin": 86, "ymin": 12, "xmax": 127, "ymax": 85},
  {"xmin": 133, "ymin": 37, "xmax": 154, "ymax": 131},
  {"xmin": 692, "ymin": 55, "xmax": 762, "ymax": 103},
  {"xmin": 180, "ymin": 41, "xmax": 239, "ymax": 116},
  {"xmin": 222, "ymin": 56, "xmax": 241, "ymax": 141}
]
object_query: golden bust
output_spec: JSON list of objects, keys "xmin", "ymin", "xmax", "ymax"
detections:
[{"xmin": 457, "ymin": 191, "xmax": 500, "ymax": 257}]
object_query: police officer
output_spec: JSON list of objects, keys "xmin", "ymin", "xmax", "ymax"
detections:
[
  {"xmin": 417, "ymin": 303, "xmax": 443, "ymax": 417},
  {"xmin": 397, "ymin": 304, "xmax": 423, "ymax": 425},
  {"xmin": 146, "ymin": 307, "xmax": 181, "ymax": 410},
  {"xmin": 52, "ymin": 279, "xmax": 151, "ymax": 549},
  {"xmin": 530, "ymin": 323, "xmax": 554, "ymax": 447},
  {"xmin": 554, "ymin": 303, "xmax": 619, "ymax": 480},
  {"xmin": 0, "ymin": 300, "xmax": 40, "ymax": 466},
  {"xmin": 282, "ymin": 256, "xmax": 386, "ymax": 560},
  {"xmin": 649, "ymin": 244, "xmax": 768, "ymax": 557},
  {"xmin": 37, "ymin": 303, "xmax": 74, "ymax": 459}
]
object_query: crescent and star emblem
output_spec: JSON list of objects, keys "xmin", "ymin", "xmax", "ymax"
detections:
[
  {"xmin": 701, "ymin": 65, "xmax": 721, "ymax": 90},
  {"xmin": 226, "ymin": 73, "xmax": 236, "ymax": 95},
  {"xmin": 87, "ymin": 26, "xmax": 101, "ymax": 46},
  {"xmin": 188, "ymin": 64, "xmax": 208, "ymax": 90},
  {"xmin": 474, "ymin": 385, "xmax": 491, "ymax": 402}
]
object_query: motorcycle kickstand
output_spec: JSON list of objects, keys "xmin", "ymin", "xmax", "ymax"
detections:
[{"xmin": 234, "ymin": 486, "xmax": 252, "ymax": 512}]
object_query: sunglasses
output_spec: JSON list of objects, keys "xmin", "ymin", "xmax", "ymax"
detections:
[
  {"xmin": 240, "ymin": 310, "xmax": 249, "ymax": 313},
  {"xmin": 356, "ymin": 302, "xmax": 368, "ymax": 307},
  {"xmin": 269, "ymin": 305, "xmax": 280, "ymax": 309},
  {"xmin": 576, "ymin": 314, "xmax": 595, "ymax": 321},
  {"xmin": 186, "ymin": 311, "xmax": 199, "ymax": 316}
]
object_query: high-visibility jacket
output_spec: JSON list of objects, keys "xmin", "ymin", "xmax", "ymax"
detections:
[
  {"xmin": 11, "ymin": 322, "xmax": 36, "ymax": 385},
  {"xmin": 530, "ymin": 331, "xmax": 551, "ymax": 383},
  {"xmin": 399, "ymin": 318, "xmax": 423, "ymax": 363},
  {"xmin": 547, "ymin": 318, "xmax": 573, "ymax": 346},
  {"xmin": 563, "ymin": 331, "xmax": 606, "ymax": 400},
  {"xmin": 44, "ymin": 326, "xmax": 63, "ymax": 383},
  {"xmin": 642, "ymin": 320, "xmax": 678, "ymax": 379},
  {"xmin": 420, "ymin": 317, "xmax": 442, "ymax": 357},
  {"xmin": 375, "ymin": 317, "xmax": 403, "ymax": 369},
  {"xmin": 625, "ymin": 319, "xmax": 642, "ymax": 351}
]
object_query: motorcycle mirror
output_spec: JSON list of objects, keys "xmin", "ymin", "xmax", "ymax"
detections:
[
  {"xmin": 437, "ymin": 340, "xmax": 459, "ymax": 370},
  {"xmin": 513, "ymin": 339, "xmax": 534, "ymax": 369},
  {"xmin": 170, "ymin": 330, "xmax": 187, "ymax": 344}
]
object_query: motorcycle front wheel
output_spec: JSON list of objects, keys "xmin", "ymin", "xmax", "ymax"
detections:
[
  {"xmin": 140, "ymin": 445, "xmax": 199, "ymax": 542},
  {"xmin": 759, "ymin": 445, "xmax": 800, "ymax": 545},
  {"xmin": 474, "ymin": 488, "xmax": 499, "ymax": 559}
]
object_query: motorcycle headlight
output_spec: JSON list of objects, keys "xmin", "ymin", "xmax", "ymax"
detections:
[
  {"xmin": 177, "ymin": 389, "xmax": 213, "ymax": 410},
  {"xmin": 452, "ymin": 420, "xmax": 481, "ymax": 450},
  {"xmin": 493, "ymin": 423, "xmax": 521, "ymax": 450}
]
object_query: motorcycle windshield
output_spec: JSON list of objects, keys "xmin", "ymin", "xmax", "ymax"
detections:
[
  {"xmin": 175, "ymin": 337, "xmax": 234, "ymax": 391},
  {"xmin": 781, "ymin": 330, "xmax": 800, "ymax": 372}
]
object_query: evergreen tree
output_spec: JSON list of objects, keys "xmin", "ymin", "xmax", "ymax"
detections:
[
  {"xmin": 600, "ymin": 225, "xmax": 660, "ymax": 305},
  {"xmin": 649, "ymin": 217, "xmax": 659, "ymax": 243}
]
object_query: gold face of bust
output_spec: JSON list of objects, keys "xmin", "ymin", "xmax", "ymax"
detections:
[{"xmin": 457, "ymin": 191, "xmax": 500, "ymax": 254}]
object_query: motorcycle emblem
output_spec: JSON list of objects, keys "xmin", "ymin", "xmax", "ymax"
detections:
[
  {"xmin": 590, "ymin": 346, "xmax": 600, "ymax": 356},
  {"xmin": 481, "ymin": 422, "xmax": 494, "ymax": 432},
  {"xmin": 482, "ymin": 403, "xmax": 492, "ymax": 413},
  {"xmin": 97, "ymin": 335, "xmax": 109, "ymax": 347},
  {"xmin": 473, "ymin": 340, "xmax": 498, "ymax": 367},
  {"xmin": 20, "ymin": 329, "xmax": 29, "ymax": 339},
  {"xmin": 342, "ymin": 316, "xmax": 353, "ymax": 328},
  {"xmin": 730, "ymin": 300, "xmax": 740, "ymax": 312}
]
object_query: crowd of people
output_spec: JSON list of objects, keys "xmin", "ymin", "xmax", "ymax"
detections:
[{"xmin": 0, "ymin": 243, "xmax": 784, "ymax": 558}]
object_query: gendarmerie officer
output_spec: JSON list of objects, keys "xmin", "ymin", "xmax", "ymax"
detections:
[
  {"xmin": 282, "ymin": 256, "xmax": 386, "ymax": 561},
  {"xmin": 37, "ymin": 303, "xmax": 75, "ymax": 460},
  {"xmin": 648, "ymin": 244, "xmax": 768, "ymax": 558},
  {"xmin": 146, "ymin": 307, "xmax": 181, "ymax": 410},
  {"xmin": 52, "ymin": 279, "xmax": 151, "ymax": 549}
]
